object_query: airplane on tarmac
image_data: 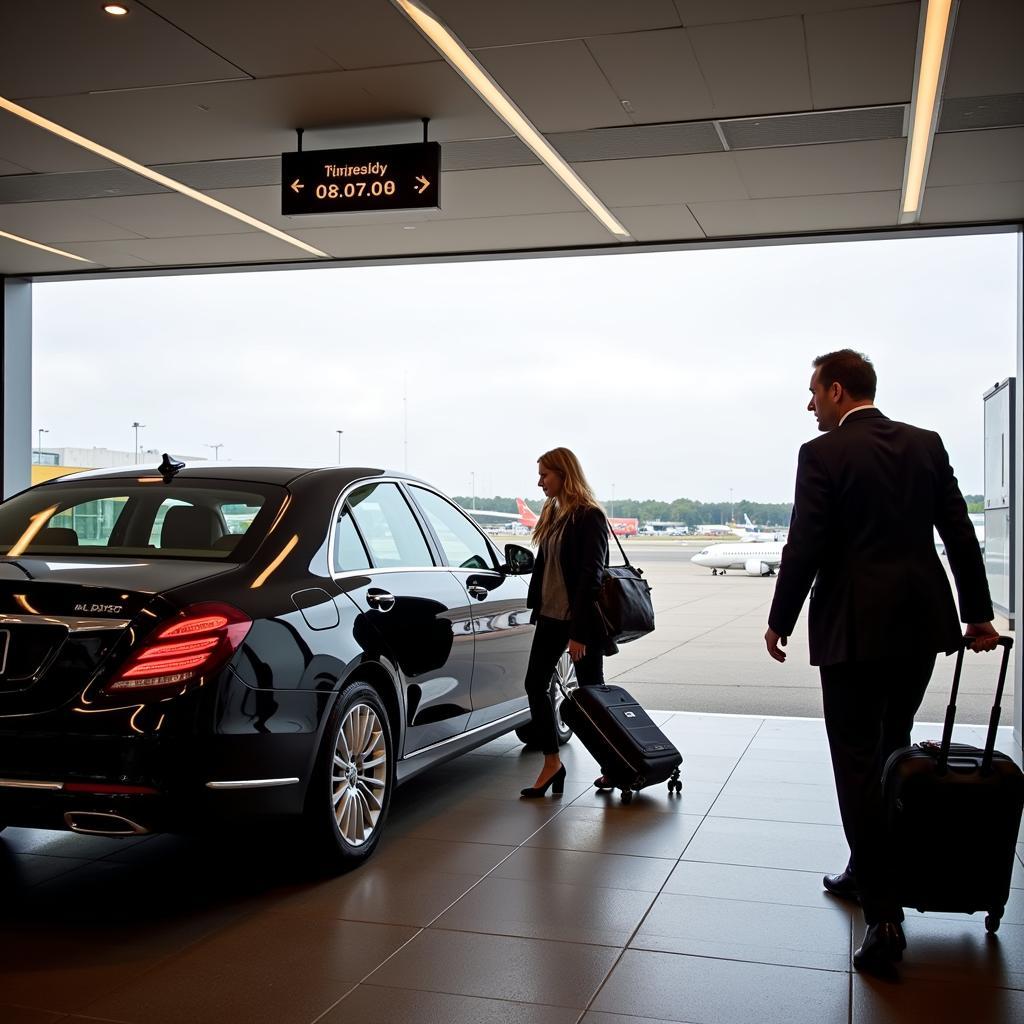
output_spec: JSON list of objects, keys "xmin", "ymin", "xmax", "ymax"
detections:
[
  {"xmin": 692, "ymin": 541, "xmax": 785, "ymax": 576},
  {"xmin": 731, "ymin": 514, "xmax": 787, "ymax": 543}
]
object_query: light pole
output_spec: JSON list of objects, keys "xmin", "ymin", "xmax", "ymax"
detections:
[
  {"xmin": 610, "ymin": 483, "xmax": 615, "ymax": 518},
  {"xmin": 35, "ymin": 427, "xmax": 48, "ymax": 465},
  {"xmin": 204, "ymin": 443, "xmax": 224, "ymax": 461},
  {"xmin": 131, "ymin": 421, "xmax": 145, "ymax": 461},
  {"xmin": 336, "ymin": 429, "xmax": 344, "ymax": 466},
  {"xmin": 730, "ymin": 487, "xmax": 734, "ymax": 524},
  {"xmin": 470, "ymin": 471, "xmax": 476, "ymax": 510}
]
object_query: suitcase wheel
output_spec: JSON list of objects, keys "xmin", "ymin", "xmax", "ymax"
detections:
[
  {"xmin": 620, "ymin": 789, "xmax": 633, "ymax": 804},
  {"xmin": 986, "ymin": 909, "xmax": 1003, "ymax": 934},
  {"xmin": 668, "ymin": 769, "xmax": 683, "ymax": 794}
]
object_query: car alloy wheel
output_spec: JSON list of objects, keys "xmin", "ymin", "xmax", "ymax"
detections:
[
  {"xmin": 332, "ymin": 701, "xmax": 388, "ymax": 846},
  {"xmin": 306, "ymin": 680, "xmax": 393, "ymax": 868}
]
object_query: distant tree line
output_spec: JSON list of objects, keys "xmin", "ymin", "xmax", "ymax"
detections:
[
  {"xmin": 456, "ymin": 493, "xmax": 986, "ymax": 525},
  {"xmin": 453, "ymin": 496, "xmax": 794, "ymax": 528}
]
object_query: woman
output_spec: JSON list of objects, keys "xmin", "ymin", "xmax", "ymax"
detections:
[{"xmin": 520, "ymin": 447, "xmax": 613, "ymax": 798}]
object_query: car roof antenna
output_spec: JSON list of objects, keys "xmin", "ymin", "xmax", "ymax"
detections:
[{"xmin": 159, "ymin": 453, "xmax": 185, "ymax": 482}]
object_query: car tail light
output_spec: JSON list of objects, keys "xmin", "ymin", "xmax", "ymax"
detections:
[{"xmin": 103, "ymin": 602, "xmax": 251, "ymax": 694}]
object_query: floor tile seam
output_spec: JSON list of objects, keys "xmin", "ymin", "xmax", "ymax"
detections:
[
  {"xmin": 576, "ymin": 730, "xmax": 757, "ymax": 1020},
  {"xmin": 307, "ymin": 982, "xmax": 359, "ymax": 1024},
  {"xmin": 416, "ymin": 919, "xmax": 643, "ymax": 950},
  {"xmin": 353, "ymin": 977, "xmax": 600, "ymax": 1014},
  {"xmin": 706, "ymin": 812, "xmax": 842, "ymax": 826},
  {"xmin": 636, "ymin": 888, "xmax": 855, "ymax": 917},
  {"xmin": 624, "ymin": 939, "xmax": 853, "ymax": 973}
]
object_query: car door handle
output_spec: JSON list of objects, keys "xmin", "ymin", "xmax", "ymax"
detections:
[
  {"xmin": 467, "ymin": 584, "xmax": 489, "ymax": 600},
  {"xmin": 366, "ymin": 589, "xmax": 396, "ymax": 611}
]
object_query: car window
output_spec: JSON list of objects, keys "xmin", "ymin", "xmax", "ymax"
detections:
[
  {"xmin": 347, "ymin": 483, "xmax": 433, "ymax": 569},
  {"xmin": 409, "ymin": 486, "xmax": 494, "ymax": 570},
  {"xmin": 0, "ymin": 482, "xmax": 281, "ymax": 561},
  {"xmin": 49, "ymin": 496, "xmax": 129, "ymax": 546},
  {"xmin": 334, "ymin": 504, "xmax": 371, "ymax": 572}
]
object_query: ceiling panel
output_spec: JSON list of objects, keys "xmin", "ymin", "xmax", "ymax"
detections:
[
  {"xmin": 674, "ymin": 1, "xmax": 905, "ymax": 26},
  {"xmin": 732, "ymin": 139, "xmax": 906, "ymax": 198},
  {"xmin": 921, "ymin": 180, "xmax": 1024, "ymax": 223},
  {"xmin": 145, "ymin": 0, "xmax": 438, "ymax": 76},
  {"xmin": 927, "ymin": 128, "xmax": 1024, "ymax": 187},
  {"xmin": 10, "ymin": 64, "xmax": 503, "ymax": 170},
  {"xmin": 56, "ymin": 241, "xmax": 154, "ymax": 268},
  {"xmin": 805, "ymin": 3, "xmax": 919, "ymax": 109},
  {"xmin": 0, "ymin": 2, "xmax": 247, "ymax": 99},
  {"xmin": 475, "ymin": 41, "xmax": 631, "ymax": 133},
  {"xmin": 74, "ymin": 194, "xmax": 255, "ymax": 239},
  {"xmin": 576, "ymin": 153, "xmax": 749, "ymax": 207},
  {"xmin": 292, "ymin": 211, "xmax": 612, "ymax": 260},
  {"xmin": 430, "ymin": 0, "xmax": 682, "ymax": 48},
  {"xmin": 944, "ymin": 0, "xmax": 1024, "ymax": 99},
  {"xmin": 0, "ymin": 202, "xmax": 141, "ymax": 245},
  {"xmin": 0, "ymin": 237, "xmax": 91, "ymax": 276},
  {"xmin": 688, "ymin": 190, "xmax": 900, "ymax": 235},
  {"xmin": 106, "ymin": 232, "xmax": 315, "ymax": 266},
  {"xmin": 0, "ymin": 156, "xmax": 31, "ymax": 176},
  {"xmin": 688, "ymin": 17, "xmax": 813, "ymax": 117},
  {"xmin": 585, "ymin": 29, "xmax": 715, "ymax": 124},
  {"xmin": 0, "ymin": 110, "xmax": 114, "ymax": 174},
  {"xmin": 611, "ymin": 203, "xmax": 705, "ymax": 241}
]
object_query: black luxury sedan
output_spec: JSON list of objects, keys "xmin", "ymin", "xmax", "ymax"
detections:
[{"xmin": 0, "ymin": 461, "xmax": 573, "ymax": 866}]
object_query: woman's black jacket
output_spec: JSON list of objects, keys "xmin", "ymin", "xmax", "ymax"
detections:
[{"xmin": 526, "ymin": 505, "xmax": 611, "ymax": 647}]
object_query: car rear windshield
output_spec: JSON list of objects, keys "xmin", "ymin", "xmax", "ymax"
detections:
[{"xmin": 0, "ymin": 479, "xmax": 286, "ymax": 561}]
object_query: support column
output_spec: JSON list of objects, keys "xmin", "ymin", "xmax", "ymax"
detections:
[
  {"xmin": 1014, "ymin": 230, "xmax": 1022, "ymax": 747},
  {"xmin": 1, "ymin": 277, "xmax": 32, "ymax": 499}
]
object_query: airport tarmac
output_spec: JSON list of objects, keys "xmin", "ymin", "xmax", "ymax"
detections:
[{"xmin": 494, "ymin": 536, "xmax": 1016, "ymax": 725}]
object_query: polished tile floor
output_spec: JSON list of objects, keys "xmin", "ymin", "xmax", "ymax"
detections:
[{"xmin": 1, "ymin": 712, "xmax": 1022, "ymax": 1024}]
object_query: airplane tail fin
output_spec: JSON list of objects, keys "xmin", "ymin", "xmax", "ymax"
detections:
[
  {"xmin": 743, "ymin": 513, "xmax": 754, "ymax": 526},
  {"xmin": 516, "ymin": 498, "xmax": 539, "ymax": 527}
]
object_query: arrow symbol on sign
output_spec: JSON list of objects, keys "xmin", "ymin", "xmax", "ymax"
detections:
[
  {"xmin": 290, "ymin": 179, "xmax": 304, "ymax": 193},
  {"xmin": 414, "ymin": 175, "xmax": 430, "ymax": 194}
]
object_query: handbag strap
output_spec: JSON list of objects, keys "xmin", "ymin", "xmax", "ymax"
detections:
[{"xmin": 605, "ymin": 518, "xmax": 634, "ymax": 568}]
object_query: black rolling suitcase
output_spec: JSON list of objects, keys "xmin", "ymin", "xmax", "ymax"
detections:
[
  {"xmin": 883, "ymin": 636, "xmax": 1023, "ymax": 933},
  {"xmin": 559, "ymin": 682, "xmax": 682, "ymax": 803}
]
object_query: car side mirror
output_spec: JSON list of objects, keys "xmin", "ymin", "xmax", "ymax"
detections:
[{"xmin": 504, "ymin": 543, "xmax": 535, "ymax": 575}]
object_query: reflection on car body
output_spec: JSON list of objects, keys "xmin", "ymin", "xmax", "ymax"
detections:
[{"xmin": 0, "ymin": 463, "xmax": 543, "ymax": 868}]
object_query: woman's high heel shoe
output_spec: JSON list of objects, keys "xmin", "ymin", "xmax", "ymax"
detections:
[{"xmin": 520, "ymin": 765, "xmax": 566, "ymax": 798}]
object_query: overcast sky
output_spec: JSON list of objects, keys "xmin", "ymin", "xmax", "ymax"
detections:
[{"xmin": 33, "ymin": 230, "xmax": 1017, "ymax": 504}]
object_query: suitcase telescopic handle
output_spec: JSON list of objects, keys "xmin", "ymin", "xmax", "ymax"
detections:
[{"xmin": 938, "ymin": 635, "xmax": 1014, "ymax": 774}]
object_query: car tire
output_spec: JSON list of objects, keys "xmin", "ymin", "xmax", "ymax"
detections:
[
  {"xmin": 303, "ymin": 680, "xmax": 394, "ymax": 871},
  {"xmin": 516, "ymin": 651, "xmax": 575, "ymax": 748}
]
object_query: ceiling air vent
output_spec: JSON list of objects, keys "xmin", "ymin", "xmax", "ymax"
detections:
[
  {"xmin": 720, "ymin": 105, "xmax": 906, "ymax": 150},
  {"xmin": 938, "ymin": 93, "xmax": 1024, "ymax": 132},
  {"xmin": 442, "ymin": 136, "xmax": 538, "ymax": 171}
]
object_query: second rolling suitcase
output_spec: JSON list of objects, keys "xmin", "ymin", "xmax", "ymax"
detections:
[
  {"xmin": 882, "ymin": 636, "xmax": 1023, "ymax": 933},
  {"xmin": 559, "ymin": 682, "xmax": 682, "ymax": 803}
]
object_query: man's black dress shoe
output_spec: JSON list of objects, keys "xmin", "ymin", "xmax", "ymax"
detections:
[
  {"xmin": 822, "ymin": 868, "xmax": 860, "ymax": 901},
  {"xmin": 853, "ymin": 922, "xmax": 905, "ymax": 974}
]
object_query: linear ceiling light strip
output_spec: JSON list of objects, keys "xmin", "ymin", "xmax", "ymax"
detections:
[
  {"xmin": 899, "ymin": 0, "xmax": 958, "ymax": 223},
  {"xmin": 0, "ymin": 96, "xmax": 328, "ymax": 258},
  {"xmin": 0, "ymin": 227, "xmax": 92, "ymax": 263},
  {"xmin": 390, "ymin": 0, "xmax": 632, "ymax": 241}
]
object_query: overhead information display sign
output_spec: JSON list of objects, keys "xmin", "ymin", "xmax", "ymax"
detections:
[{"xmin": 281, "ymin": 142, "xmax": 440, "ymax": 215}]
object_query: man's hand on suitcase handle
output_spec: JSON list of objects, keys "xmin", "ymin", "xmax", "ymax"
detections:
[
  {"xmin": 568, "ymin": 639, "xmax": 586, "ymax": 662},
  {"xmin": 965, "ymin": 622, "xmax": 1000, "ymax": 653},
  {"xmin": 764, "ymin": 628, "xmax": 787, "ymax": 663}
]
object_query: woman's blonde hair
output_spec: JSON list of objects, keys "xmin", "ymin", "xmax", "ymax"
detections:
[{"xmin": 533, "ymin": 447, "xmax": 602, "ymax": 546}]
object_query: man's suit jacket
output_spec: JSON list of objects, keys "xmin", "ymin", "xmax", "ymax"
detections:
[
  {"xmin": 768, "ymin": 408, "xmax": 992, "ymax": 667},
  {"xmin": 527, "ymin": 505, "xmax": 610, "ymax": 646}
]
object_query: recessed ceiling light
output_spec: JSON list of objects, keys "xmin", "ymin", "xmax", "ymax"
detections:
[
  {"xmin": 103, "ymin": 4, "xmax": 130, "ymax": 15},
  {"xmin": 0, "ymin": 94, "xmax": 328, "ymax": 259},
  {"xmin": 390, "ymin": 0, "xmax": 631, "ymax": 242},
  {"xmin": 0, "ymin": 228, "xmax": 92, "ymax": 263},
  {"xmin": 899, "ymin": 0, "xmax": 957, "ymax": 222},
  {"xmin": 402, "ymin": 225, "xmax": 416, "ymax": 230}
]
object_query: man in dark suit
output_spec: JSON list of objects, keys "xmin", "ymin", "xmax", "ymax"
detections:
[{"xmin": 764, "ymin": 349, "xmax": 998, "ymax": 974}]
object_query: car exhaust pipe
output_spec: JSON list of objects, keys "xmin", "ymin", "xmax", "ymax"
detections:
[{"xmin": 64, "ymin": 811, "xmax": 150, "ymax": 836}]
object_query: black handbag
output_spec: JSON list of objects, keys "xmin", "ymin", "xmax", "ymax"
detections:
[{"xmin": 597, "ymin": 530, "xmax": 655, "ymax": 643}]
